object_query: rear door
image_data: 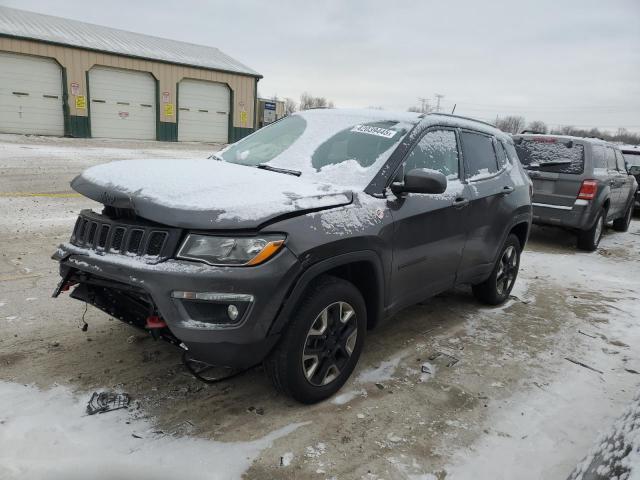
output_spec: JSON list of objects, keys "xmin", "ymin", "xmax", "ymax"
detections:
[
  {"xmin": 456, "ymin": 130, "xmax": 516, "ymax": 282},
  {"xmin": 389, "ymin": 128, "xmax": 469, "ymax": 309},
  {"xmin": 515, "ymin": 138, "xmax": 585, "ymax": 209}
]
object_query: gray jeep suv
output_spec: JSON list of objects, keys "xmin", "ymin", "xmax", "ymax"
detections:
[
  {"xmin": 513, "ymin": 134, "xmax": 637, "ymax": 251},
  {"xmin": 53, "ymin": 109, "xmax": 532, "ymax": 403}
]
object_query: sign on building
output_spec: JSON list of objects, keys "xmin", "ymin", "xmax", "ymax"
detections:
[{"xmin": 263, "ymin": 101, "xmax": 276, "ymax": 124}]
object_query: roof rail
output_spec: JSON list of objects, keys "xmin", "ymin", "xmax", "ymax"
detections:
[
  {"xmin": 520, "ymin": 130, "xmax": 546, "ymax": 135},
  {"xmin": 428, "ymin": 112, "xmax": 496, "ymax": 128}
]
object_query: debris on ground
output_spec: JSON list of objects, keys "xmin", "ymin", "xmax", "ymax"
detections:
[
  {"xmin": 578, "ymin": 330, "xmax": 597, "ymax": 339},
  {"xmin": 564, "ymin": 357, "xmax": 604, "ymax": 375},
  {"xmin": 86, "ymin": 391, "xmax": 131, "ymax": 415}
]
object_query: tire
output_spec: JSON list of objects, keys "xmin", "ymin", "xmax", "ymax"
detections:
[
  {"xmin": 577, "ymin": 208, "xmax": 605, "ymax": 251},
  {"xmin": 264, "ymin": 275, "xmax": 366, "ymax": 404},
  {"xmin": 612, "ymin": 200, "xmax": 633, "ymax": 232},
  {"xmin": 472, "ymin": 234, "xmax": 521, "ymax": 306}
]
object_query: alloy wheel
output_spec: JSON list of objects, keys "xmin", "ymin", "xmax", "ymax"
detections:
[
  {"xmin": 302, "ymin": 301, "xmax": 358, "ymax": 387},
  {"xmin": 496, "ymin": 245, "xmax": 518, "ymax": 296}
]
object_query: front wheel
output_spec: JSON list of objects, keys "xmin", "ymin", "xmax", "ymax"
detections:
[
  {"xmin": 264, "ymin": 276, "xmax": 366, "ymax": 404},
  {"xmin": 612, "ymin": 200, "xmax": 633, "ymax": 232},
  {"xmin": 472, "ymin": 234, "xmax": 521, "ymax": 305}
]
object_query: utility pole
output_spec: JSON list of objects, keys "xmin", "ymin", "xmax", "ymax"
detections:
[
  {"xmin": 435, "ymin": 94, "xmax": 444, "ymax": 113},
  {"xmin": 418, "ymin": 97, "xmax": 428, "ymax": 114}
]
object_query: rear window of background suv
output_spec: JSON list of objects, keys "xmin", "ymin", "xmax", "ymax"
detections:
[{"xmin": 515, "ymin": 139, "xmax": 585, "ymax": 174}]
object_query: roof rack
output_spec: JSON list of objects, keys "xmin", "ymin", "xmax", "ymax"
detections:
[{"xmin": 428, "ymin": 112, "xmax": 496, "ymax": 128}]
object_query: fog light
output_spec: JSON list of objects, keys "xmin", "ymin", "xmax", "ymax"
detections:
[{"xmin": 227, "ymin": 304, "xmax": 239, "ymax": 321}]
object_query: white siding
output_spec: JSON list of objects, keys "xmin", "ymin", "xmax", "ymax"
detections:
[
  {"xmin": 88, "ymin": 67, "xmax": 156, "ymax": 140},
  {"xmin": 0, "ymin": 51, "xmax": 64, "ymax": 135},
  {"xmin": 178, "ymin": 79, "xmax": 229, "ymax": 143}
]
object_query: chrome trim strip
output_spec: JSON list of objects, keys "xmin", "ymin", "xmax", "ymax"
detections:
[
  {"xmin": 532, "ymin": 202, "xmax": 573, "ymax": 211},
  {"xmin": 171, "ymin": 291, "xmax": 254, "ymax": 302}
]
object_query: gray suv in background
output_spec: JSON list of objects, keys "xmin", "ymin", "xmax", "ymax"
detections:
[
  {"xmin": 513, "ymin": 134, "xmax": 637, "ymax": 251},
  {"xmin": 620, "ymin": 144, "xmax": 640, "ymax": 210},
  {"xmin": 53, "ymin": 109, "xmax": 532, "ymax": 403}
]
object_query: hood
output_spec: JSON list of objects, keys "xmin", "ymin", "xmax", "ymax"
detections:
[{"xmin": 71, "ymin": 159, "xmax": 352, "ymax": 229}]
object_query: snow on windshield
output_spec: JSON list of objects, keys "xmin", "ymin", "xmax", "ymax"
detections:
[{"xmin": 219, "ymin": 109, "xmax": 419, "ymax": 188}]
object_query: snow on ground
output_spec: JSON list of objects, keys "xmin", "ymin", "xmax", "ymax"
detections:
[
  {"xmin": 445, "ymin": 226, "xmax": 640, "ymax": 479},
  {"xmin": 0, "ymin": 382, "xmax": 308, "ymax": 480}
]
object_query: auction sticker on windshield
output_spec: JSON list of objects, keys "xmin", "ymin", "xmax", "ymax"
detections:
[{"xmin": 351, "ymin": 125, "xmax": 397, "ymax": 138}]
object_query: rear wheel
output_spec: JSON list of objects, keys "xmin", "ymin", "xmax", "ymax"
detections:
[
  {"xmin": 472, "ymin": 234, "xmax": 521, "ymax": 305},
  {"xmin": 612, "ymin": 200, "xmax": 633, "ymax": 232},
  {"xmin": 264, "ymin": 276, "xmax": 366, "ymax": 404},
  {"xmin": 577, "ymin": 209, "xmax": 605, "ymax": 251}
]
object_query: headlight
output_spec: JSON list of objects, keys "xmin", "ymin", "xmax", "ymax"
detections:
[{"xmin": 177, "ymin": 234, "xmax": 285, "ymax": 266}]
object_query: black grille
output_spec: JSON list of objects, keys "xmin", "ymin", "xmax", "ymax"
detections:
[
  {"xmin": 111, "ymin": 227, "xmax": 125, "ymax": 252},
  {"xmin": 127, "ymin": 230, "xmax": 144, "ymax": 254},
  {"xmin": 146, "ymin": 232, "xmax": 167, "ymax": 256},
  {"xmin": 87, "ymin": 222, "xmax": 98, "ymax": 245},
  {"xmin": 69, "ymin": 210, "xmax": 181, "ymax": 263},
  {"xmin": 98, "ymin": 225, "xmax": 110, "ymax": 248}
]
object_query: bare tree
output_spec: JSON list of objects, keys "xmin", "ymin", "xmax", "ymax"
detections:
[
  {"xmin": 526, "ymin": 120, "xmax": 548, "ymax": 134},
  {"xmin": 299, "ymin": 92, "xmax": 335, "ymax": 110},
  {"xmin": 283, "ymin": 97, "xmax": 297, "ymax": 115},
  {"xmin": 496, "ymin": 115, "xmax": 526, "ymax": 134}
]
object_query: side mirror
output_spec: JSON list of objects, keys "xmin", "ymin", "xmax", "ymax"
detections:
[
  {"xmin": 629, "ymin": 165, "xmax": 640, "ymax": 176},
  {"xmin": 391, "ymin": 169, "xmax": 447, "ymax": 196}
]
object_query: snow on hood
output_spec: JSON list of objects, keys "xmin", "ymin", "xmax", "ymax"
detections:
[{"xmin": 71, "ymin": 159, "xmax": 352, "ymax": 229}]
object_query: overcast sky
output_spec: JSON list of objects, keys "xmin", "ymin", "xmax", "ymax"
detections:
[{"xmin": 3, "ymin": 0, "xmax": 639, "ymax": 132}]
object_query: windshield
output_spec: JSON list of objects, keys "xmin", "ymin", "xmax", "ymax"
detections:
[
  {"xmin": 515, "ymin": 138, "xmax": 584, "ymax": 174},
  {"xmin": 623, "ymin": 151, "xmax": 640, "ymax": 167},
  {"xmin": 218, "ymin": 110, "xmax": 418, "ymax": 187}
]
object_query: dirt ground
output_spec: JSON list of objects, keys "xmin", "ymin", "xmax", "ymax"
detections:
[{"xmin": 1, "ymin": 134, "xmax": 639, "ymax": 479}]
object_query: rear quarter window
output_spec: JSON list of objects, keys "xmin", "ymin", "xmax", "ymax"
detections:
[
  {"xmin": 460, "ymin": 131, "xmax": 499, "ymax": 178},
  {"xmin": 592, "ymin": 145, "xmax": 606, "ymax": 169},
  {"xmin": 515, "ymin": 139, "xmax": 584, "ymax": 174}
]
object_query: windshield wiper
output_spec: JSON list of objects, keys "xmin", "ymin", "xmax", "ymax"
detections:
[
  {"xmin": 257, "ymin": 164, "xmax": 302, "ymax": 177},
  {"xmin": 525, "ymin": 160, "xmax": 573, "ymax": 169},
  {"xmin": 208, "ymin": 153, "xmax": 223, "ymax": 161}
]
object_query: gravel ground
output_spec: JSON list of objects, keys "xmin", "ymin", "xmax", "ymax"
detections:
[{"xmin": 0, "ymin": 134, "xmax": 639, "ymax": 480}]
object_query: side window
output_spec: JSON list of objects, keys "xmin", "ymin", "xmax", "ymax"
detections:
[
  {"xmin": 460, "ymin": 131, "xmax": 499, "ymax": 178},
  {"xmin": 592, "ymin": 145, "xmax": 606, "ymax": 169},
  {"xmin": 502, "ymin": 141, "xmax": 520, "ymax": 165},
  {"xmin": 605, "ymin": 147, "xmax": 617, "ymax": 170},
  {"xmin": 403, "ymin": 129, "xmax": 460, "ymax": 179},
  {"xmin": 495, "ymin": 140, "xmax": 508, "ymax": 167},
  {"xmin": 615, "ymin": 150, "xmax": 626, "ymax": 172}
]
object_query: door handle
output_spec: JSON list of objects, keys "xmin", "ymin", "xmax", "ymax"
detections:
[
  {"xmin": 453, "ymin": 197, "xmax": 470, "ymax": 208},
  {"xmin": 501, "ymin": 186, "xmax": 515, "ymax": 195}
]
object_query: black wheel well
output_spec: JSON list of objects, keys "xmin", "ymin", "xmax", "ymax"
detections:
[
  {"xmin": 602, "ymin": 198, "xmax": 610, "ymax": 212},
  {"xmin": 509, "ymin": 222, "xmax": 529, "ymax": 250},
  {"xmin": 322, "ymin": 261, "xmax": 382, "ymax": 330}
]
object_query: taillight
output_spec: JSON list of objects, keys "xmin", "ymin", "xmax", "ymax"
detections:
[{"xmin": 578, "ymin": 180, "xmax": 598, "ymax": 200}]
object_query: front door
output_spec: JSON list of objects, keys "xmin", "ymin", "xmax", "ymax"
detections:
[{"xmin": 388, "ymin": 128, "xmax": 470, "ymax": 310}]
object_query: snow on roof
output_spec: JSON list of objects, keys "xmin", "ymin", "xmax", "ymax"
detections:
[{"xmin": 0, "ymin": 6, "xmax": 261, "ymax": 77}]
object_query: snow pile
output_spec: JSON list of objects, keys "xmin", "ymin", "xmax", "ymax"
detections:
[
  {"xmin": 0, "ymin": 381, "xmax": 307, "ymax": 480},
  {"xmin": 568, "ymin": 391, "xmax": 640, "ymax": 480}
]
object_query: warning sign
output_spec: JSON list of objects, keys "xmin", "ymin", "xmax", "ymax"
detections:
[
  {"xmin": 164, "ymin": 103, "xmax": 174, "ymax": 116},
  {"xmin": 162, "ymin": 91, "xmax": 170, "ymax": 103},
  {"xmin": 240, "ymin": 110, "xmax": 247, "ymax": 127},
  {"xmin": 75, "ymin": 95, "xmax": 86, "ymax": 109},
  {"xmin": 70, "ymin": 82, "xmax": 80, "ymax": 96}
]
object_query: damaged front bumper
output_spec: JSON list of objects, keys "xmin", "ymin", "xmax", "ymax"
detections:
[{"xmin": 52, "ymin": 242, "xmax": 301, "ymax": 368}]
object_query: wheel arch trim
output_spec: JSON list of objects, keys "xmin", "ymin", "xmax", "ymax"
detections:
[{"xmin": 268, "ymin": 250, "xmax": 385, "ymax": 336}]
